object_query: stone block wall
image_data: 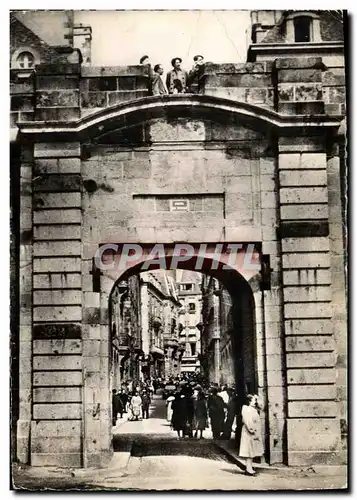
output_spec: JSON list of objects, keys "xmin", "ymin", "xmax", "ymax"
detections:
[
  {"xmin": 80, "ymin": 66, "xmax": 149, "ymax": 113},
  {"xmin": 194, "ymin": 62, "xmax": 275, "ymax": 109},
  {"xmin": 35, "ymin": 65, "xmax": 81, "ymax": 122},
  {"xmin": 81, "ymin": 118, "xmax": 267, "ymax": 245},
  {"xmin": 277, "ymin": 136, "xmax": 346, "ymax": 466},
  {"xmin": 275, "ymin": 57, "xmax": 325, "ymax": 115},
  {"xmin": 10, "ymin": 78, "xmax": 36, "ymax": 125},
  {"xmin": 29, "ymin": 141, "xmax": 83, "ymax": 467}
]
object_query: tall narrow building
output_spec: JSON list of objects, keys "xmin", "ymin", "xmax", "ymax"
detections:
[{"xmin": 176, "ymin": 270, "xmax": 202, "ymax": 375}]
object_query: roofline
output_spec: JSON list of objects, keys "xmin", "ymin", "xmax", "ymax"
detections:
[{"xmin": 248, "ymin": 41, "xmax": 344, "ymax": 61}]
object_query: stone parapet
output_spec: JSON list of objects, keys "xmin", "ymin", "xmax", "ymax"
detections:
[{"xmin": 201, "ymin": 62, "xmax": 274, "ymax": 109}]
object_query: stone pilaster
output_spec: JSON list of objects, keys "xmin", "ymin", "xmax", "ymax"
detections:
[
  {"xmin": 30, "ymin": 141, "xmax": 83, "ymax": 467},
  {"xmin": 259, "ymin": 153, "xmax": 286, "ymax": 465},
  {"xmin": 17, "ymin": 146, "xmax": 33, "ymax": 464},
  {"xmin": 277, "ymin": 136, "xmax": 344, "ymax": 466},
  {"xmin": 326, "ymin": 142, "xmax": 348, "ymax": 456}
]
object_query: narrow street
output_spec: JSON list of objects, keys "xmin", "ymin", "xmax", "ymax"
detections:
[
  {"xmin": 12, "ymin": 394, "xmax": 347, "ymax": 491},
  {"xmin": 110, "ymin": 393, "xmax": 236, "ymax": 490}
]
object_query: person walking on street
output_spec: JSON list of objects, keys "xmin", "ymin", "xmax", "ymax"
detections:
[
  {"xmin": 130, "ymin": 391, "xmax": 143, "ymax": 421},
  {"xmin": 141, "ymin": 390, "xmax": 151, "ymax": 419},
  {"xmin": 148, "ymin": 380, "xmax": 154, "ymax": 396},
  {"xmin": 182, "ymin": 385, "xmax": 194, "ymax": 438},
  {"xmin": 218, "ymin": 384, "xmax": 230, "ymax": 405},
  {"xmin": 193, "ymin": 390, "xmax": 208, "ymax": 439},
  {"xmin": 116, "ymin": 389, "xmax": 125, "ymax": 419},
  {"xmin": 171, "ymin": 391, "xmax": 187, "ymax": 439},
  {"xmin": 121, "ymin": 387, "xmax": 129, "ymax": 413},
  {"xmin": 112, "ymin": 389, "xmax": 119, "ymax": 426},
  {"xmin": 207, "ymin": 387, "xmax": 226, "ymax": 439},
  {"xmin": 127, "ymin": 392, "xmax": 133, "ymax": 420},
  {"xmin": 166, "ymin": 392, "xmax": 175, "ymax": 424},
  {"xmin": 222, "ymin": 388, "xmax": 237, "ymax": 439},
  {"xmin": 239, "ymin": 394, "xmax": 264, "ymax": 476}
]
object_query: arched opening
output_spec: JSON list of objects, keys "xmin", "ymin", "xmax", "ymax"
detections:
[
  {"xmin": 105, "ymin": 250, "xmax": 264, "ymax": 456},
  {"xmin": 54, "ymin": 96, "xmax": 285, "ymax": 468}
]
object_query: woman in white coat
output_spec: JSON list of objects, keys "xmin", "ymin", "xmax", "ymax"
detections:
[
  {"xmin": 130, "ymin": 392, "xmax": 143, "ymax": 421},
  {"xmin": 166, "ymin": 393, "xmax": 175, "ymax": 425},
  {"xmin": 239, "ymin": 394, "xmax": 263, "ymax": 476}
]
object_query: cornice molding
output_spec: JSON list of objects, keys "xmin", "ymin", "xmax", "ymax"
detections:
[{"xmin": 16, "ymin": 93, "xmax": 342, "ymax": 142}]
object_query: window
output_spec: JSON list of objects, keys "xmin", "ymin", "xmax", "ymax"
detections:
[
  {"xmin": 191, "ymin": 343, "xmax": 196, "ymax": 356},
  {"xmin": 294, "ymin": 17, "xmax": 311, "ymax": 42},
  {"xmin": 16, "ymin": 51, "xmax": 35, "ymax": 69},
  {"xmin": 181, "ymin": 283, "xmax": 193, "ymax": 291},
  {"xmin": 188, "ymin": 302, "xmax": 196, "ymax": 313}
]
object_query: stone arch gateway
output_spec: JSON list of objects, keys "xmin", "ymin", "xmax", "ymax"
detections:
[{"xmin": 15, "ymin": 92, "xmax": 346, "ymax": 468}]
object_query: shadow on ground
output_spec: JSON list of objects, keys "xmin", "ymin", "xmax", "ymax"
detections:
[{"xmin": 113, "ymin": 433, "xmax": 231, "ymax": 463}]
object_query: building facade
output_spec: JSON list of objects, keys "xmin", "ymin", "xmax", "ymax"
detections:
[
  {"xmin": 11, "ymin": 10, "xmax": 347, "ymax": 468},
  {"xmin": 110, "ymin": 276, "xmax": 142, "ymax": 390},
  {"xmin": 200, "ymin": 275, "xmax": 220, "ymax": 384},
  {"xmin": 140, "ymin": 272, "xmax": 182, "ymax": 381},
  {"xmin": 201, "ymin": 275, "xmax": 256, "ymax": 391},
  {"xmin": 176, "ymin": 271, "xmax": 202, "ymax": 375},
  {"xmin": 110, "ymin": 271, "xmax": 182, "ymax": 385}
]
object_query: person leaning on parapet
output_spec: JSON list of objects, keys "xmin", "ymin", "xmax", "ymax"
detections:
[
  {"xmin": 140, "ymin": 54, "xmax": 150, "ymax": 66},
  {"xmin": 140, "ymin": 54, "xmax": 154, "ymax": 92},
  {"xmin": 166, "ymin": 57, "xmax": 188, "ymax": 94},
  {"xmin": 191, "ymin": 54, "xmax": 205, "ymax": 76},
  {"xmin": 187, "ymin": 54, "xmax": 205, "ymax": 93},
  {"xmin": 151, "ymin": 64, "xmax": 168, "ymax": 96}
]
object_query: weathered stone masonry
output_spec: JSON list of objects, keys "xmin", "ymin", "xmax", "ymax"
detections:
[{"xmin": 13, "ymin": 45, "xmax": 346, "ymax": 469}]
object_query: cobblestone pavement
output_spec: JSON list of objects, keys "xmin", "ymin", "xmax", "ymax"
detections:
[{"xmin": 12, "ymin": 395, "xmax": 348, "ymax": 491}]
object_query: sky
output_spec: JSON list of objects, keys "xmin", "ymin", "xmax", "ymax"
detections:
[
  {"xmin": 15, "ymin": 10, "xmax": 252, "ymax": 71},
  {"xmin": 75, "ymin": 10, "xmax": 251, "ymax": 68}
]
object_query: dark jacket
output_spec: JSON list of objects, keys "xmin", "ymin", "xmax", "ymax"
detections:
[
  {"xmin": 194, "ymin": 397, "xmax": 208, "ymax": 420},
  {"xmin": 141, "ymin": 393, "xmax": 151, "ymax": 408},
  {"xmin": 207, "ymin": 394, "xmax": 225, "ymax": 420},
  {"xmin": 171, "ymin": 395, "xmax": 188, "ymax": 430},
  {"xmin": 112, "ymin": 393, "xmax": 123, "ymax": 415}
]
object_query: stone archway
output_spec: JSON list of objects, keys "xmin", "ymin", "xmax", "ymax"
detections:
[
  {"xmin": 18, "ymin": 93, "xmax": 340, "ymax": 468},
  {"xmin": 91, "ymin": 245, "xmax": 269, "ymax": 466}
]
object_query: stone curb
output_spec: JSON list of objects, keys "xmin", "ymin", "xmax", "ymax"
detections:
[
  {"xmin": 105, "ymin": 441, "xmax": 133, "ymax": 472},
  {"xmin": 214, "ymin": 441, "xmax": 348, "ymax": 477}
]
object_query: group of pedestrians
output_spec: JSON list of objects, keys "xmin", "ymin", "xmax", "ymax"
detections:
[
  {"xmin": 166, "ymin": 383, "xmax": 237, "ymax": 441},
  {"xmin": 112, "ymin": 378, "xmax": 162, "ymax": 425},
  {"xmin": 113, "ymin": 376, "xmax": 263, "ymax": 476},
  {"xmin": 139, "ymin": 54, "xmax": 206, "ymax": 96},
  {"xmin": 166, "ymin": 382, "xmax": 263, "ymax": 475}
]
